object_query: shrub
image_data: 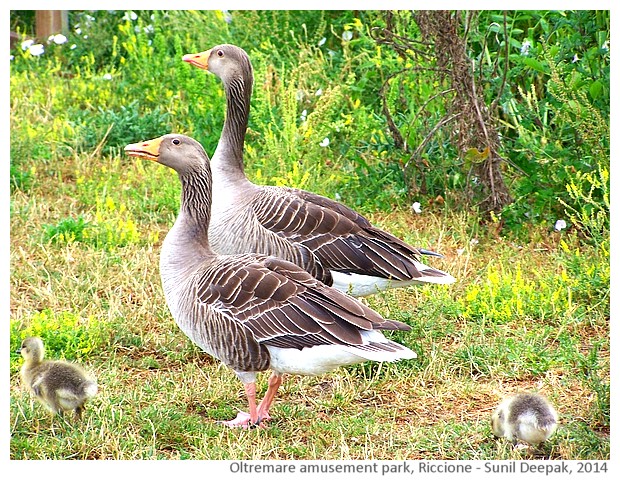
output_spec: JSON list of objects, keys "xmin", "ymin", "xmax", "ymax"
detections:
[
  {"xmin": 458, "ymin": 262, "xmax": 576, "ymax": 323},
  {"xmin": 10, "ymin": 309, "xmax": 107, "ymax": 364},
  {"xmin": 9, "ymin": 10, "xmax": 610, "ymax": 236},
  {"xmin": 43, "ymin": 196, "xmax": 141, "ymax": 250}
]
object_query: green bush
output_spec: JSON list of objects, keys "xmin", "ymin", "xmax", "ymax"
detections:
[
  {"xmin": 458, "ymin": 262, "xmax": 575, "ymax": 323},
  {"xmin": 43, "ymin": 197, "xmax": 141, "ymax": 250},
  {"xmin": 10, "ymin": 309, "xmax": 107, "ymax": 365},
  {"xmin": 10, "ymin": 10, "xmax": 610, "ymax": 236}
]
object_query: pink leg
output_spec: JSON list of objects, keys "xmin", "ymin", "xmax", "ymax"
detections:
[
  {"xmin": 256, "ymin": 373, "xmax": 283, "ymax": 421},
  {"xmin": 221, "ymin": 382, "xmax": 258, "ymax": 428},
  {"xmin": 220, "ymin": 373, "xmax": 285, "ymax": 428}
]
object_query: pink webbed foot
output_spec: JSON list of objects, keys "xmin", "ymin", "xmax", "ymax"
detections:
[
  {"xmin": 221, "ymin": 375, "xmax": 282, "ymax": 428},
  {"xmin": 220, "ymin": 411, "xmax": 272, "ymax": 429}
]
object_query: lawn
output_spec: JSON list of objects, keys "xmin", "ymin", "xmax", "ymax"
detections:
[
  {"xmin": 9, "ymin": 155, "xmax": 609, "ymax": 458},
  {"xmin": 9, "ymin": 9, "xmax": 609, "ymax": 461}
]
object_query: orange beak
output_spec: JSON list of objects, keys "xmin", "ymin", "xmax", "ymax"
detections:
[
  {"xmin": 124, "ymin": 137, "xmax": 163, "ymax": 160},
  {"xmin": 182, "ymin": 49, "xmax": 212, "ymax": 70}
]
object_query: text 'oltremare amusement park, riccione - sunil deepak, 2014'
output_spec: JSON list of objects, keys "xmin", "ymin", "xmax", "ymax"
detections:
[{"xmin": 227, "ymin": 460, "xmax": 605, "ymax": 476}]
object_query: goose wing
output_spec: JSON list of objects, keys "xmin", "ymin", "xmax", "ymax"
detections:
[
  {"xmin": 194, "ymin": 254, "xmax": 410, "ymax": 351},
  {"xmin": 252, "ymin": 186, "xmax": 450, "ymax": 282}
]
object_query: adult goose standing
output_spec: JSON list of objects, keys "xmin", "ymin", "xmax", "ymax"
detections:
[
  {"xmin": 182, "ymin": 44, "xmax": 455, "ymax": 297},
  {"xmin": 124, "ymin": 134, "xmax": 416, "ymax": 428}
]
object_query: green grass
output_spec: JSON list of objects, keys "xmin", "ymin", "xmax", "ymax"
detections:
[
  {"xmin": 9, "ymin": 10, "xmax": 608, "ymax": 461},
  {"xmin": 9, "ymin": 151, "xmax": 609, "ymax": 459}
]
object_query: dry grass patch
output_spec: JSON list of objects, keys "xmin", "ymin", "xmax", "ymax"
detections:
[{"xmin": 10, "ymin": 150, "xmax": 608, "ymax": 459}]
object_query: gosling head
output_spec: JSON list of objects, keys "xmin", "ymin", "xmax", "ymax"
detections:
[{"xmin": 18, "ymin": 337, "xmax": 45, "ymax": 365}]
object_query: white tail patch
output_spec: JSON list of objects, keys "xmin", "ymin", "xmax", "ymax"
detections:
[
  {"xmin": 331, "ymin": 269, "xmax": 456, "ymax": 297},
  {"xmin": 266, "ymin": 330, "xmax": 416, "ymax": 376}
]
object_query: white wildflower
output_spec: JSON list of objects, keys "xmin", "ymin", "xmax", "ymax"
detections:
[
  {"xmin": 70, "ymin": 44, "xmax": 77, "ymax": 50},
  {"xmin": 554, "ymin": 219, "xmax": 567, "ymax": 231},
  {"xmin": 318, "ymin": 37, "xmax": 326, "ymax": 47},
  {"xmin": 29, "ymin": 44, "xmax": 45, "ymax": 56},
  {"xmin": 334, "ymin": 192, "xmax": 342, "ymax": 201},
  {"xmin": 602, "ymin": 40, "xmax": 609, "ymax": 51},
  {"xmin": 10, "ymin": 54, "xmax": 14, "ymax": 61},
  {"xmin": 572, "ymin": 54, "xmax": 579, "ymax": 63},
  {"xmin": 315, "ymin": 88, "xmax": 323, "ymax": 96},
  {"xmin": 411, "ymin": 202, "xmax": 422, "ymax": 214},
  {"xmin": 319, "ymin": 137, "xmax": 330, "ymax": 147},
  {"xmin": 103, "ymin": 73, "xmax": 113, "ymax": 80},
  {"xmin": 342, "ymin": 30, "xmax": 353, "ymax": 41},
  {"xmin": 75, "ymin": 27, "xmax": 82, "ymax": 35},
  {"xmin": 144, "ymin": 25, "xmax": 154, "ymax": 34},
  {"xmin": 123, "ymin": 11, "xmax": 138, "ymax": 22},
  {"xmin": 21, "ymin": 39, "xmax": 34, "ymax": 51},
  {"xmin": 520, "ymin": 39, "xmax": 531, "ymax": 56},
  {"xmin": 470, "ymin": 238, "xmax": 479, "ymax": 246},
  {"xmin": 51, "ymin": 34, "xmax": 68, "ymax": 45},
  {"xmin": 300, "ymin": 109, "xmax": 307, "ymax": 121}
]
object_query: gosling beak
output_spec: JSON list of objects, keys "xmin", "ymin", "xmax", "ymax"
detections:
[
  {"xmin": 124, "ymin": 137, "xmax": 163, "ymax": 160},
  {"xmin": 182, "ymin": 49, "xmax": 211, "ymax": 70}
]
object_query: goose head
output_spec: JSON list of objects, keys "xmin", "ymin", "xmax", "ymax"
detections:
[
  {"xmin": 182, "ymin": 44, "xmax": 253, "ymax": 86},
  {"xmin": 125, "ymin": 134, "xmax": 209, "ymax": 175},
  {"xmin": 18, "ymin": 337, "xmax": 45, "ymax": 364}
]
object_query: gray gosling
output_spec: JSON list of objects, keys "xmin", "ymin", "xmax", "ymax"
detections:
[
  {"xmin": 18, "ymin": 336, "xmax": 98, "ymax": 419},
  {"xmin": 491, "ymin": 392, "xmax": 558, "ymax": 446}
]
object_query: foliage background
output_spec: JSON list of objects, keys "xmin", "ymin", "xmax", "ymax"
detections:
[{"xmin": 9, "ymin": 10, "xmax": 609, "ymax": 461}]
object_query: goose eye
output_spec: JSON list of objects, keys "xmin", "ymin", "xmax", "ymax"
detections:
[
  {"xmin": 217, "ymin": 50, "xmax": 224, "ymax": 57},
  {"xmin": 172, "ymin": 138, "xmax": 181, "ymax": 145}
]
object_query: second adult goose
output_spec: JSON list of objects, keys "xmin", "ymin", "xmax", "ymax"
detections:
[
  {"xmin": 182, "ymin": 44, "xmax": 455, "ymax": 297},
  {"xmin": 125, "ymin": 134, "xmax": 416, "ymax": 428}
]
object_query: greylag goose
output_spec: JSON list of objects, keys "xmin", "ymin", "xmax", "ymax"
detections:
[
  {"xmin": 124, "ymin": 134, "xmax": 416, "ymax": 427},
  {"xmin": 182, "ymin": 44, "xmax": 455, "ymax": 297},
  {"xmin": 491, "ymin": 393, "xmax": 558, "ymax": 446},
  {"xmin": 18, "ymin": 336, "xmax": 98, "ymax": 419}
]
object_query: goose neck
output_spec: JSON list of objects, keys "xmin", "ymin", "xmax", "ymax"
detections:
[
  {"xmin": 217, "ymin": 75, "xmax": 251, "ymax": 174},
  {"xmin": 178, "ymin": 168, "xmax": 213, "ymax": 239},
  {"xmin": 21, "ymin": 358, "xmax": 39, "ymax": 369}
]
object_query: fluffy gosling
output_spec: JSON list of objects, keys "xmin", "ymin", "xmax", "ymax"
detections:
[
  {"xmin": 491, "ymin": 392, "xmax": 558, "ymax": 446},
  {"xmin": 18, "ymin": 337, "xmax": 98, "ymax": 420}
]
